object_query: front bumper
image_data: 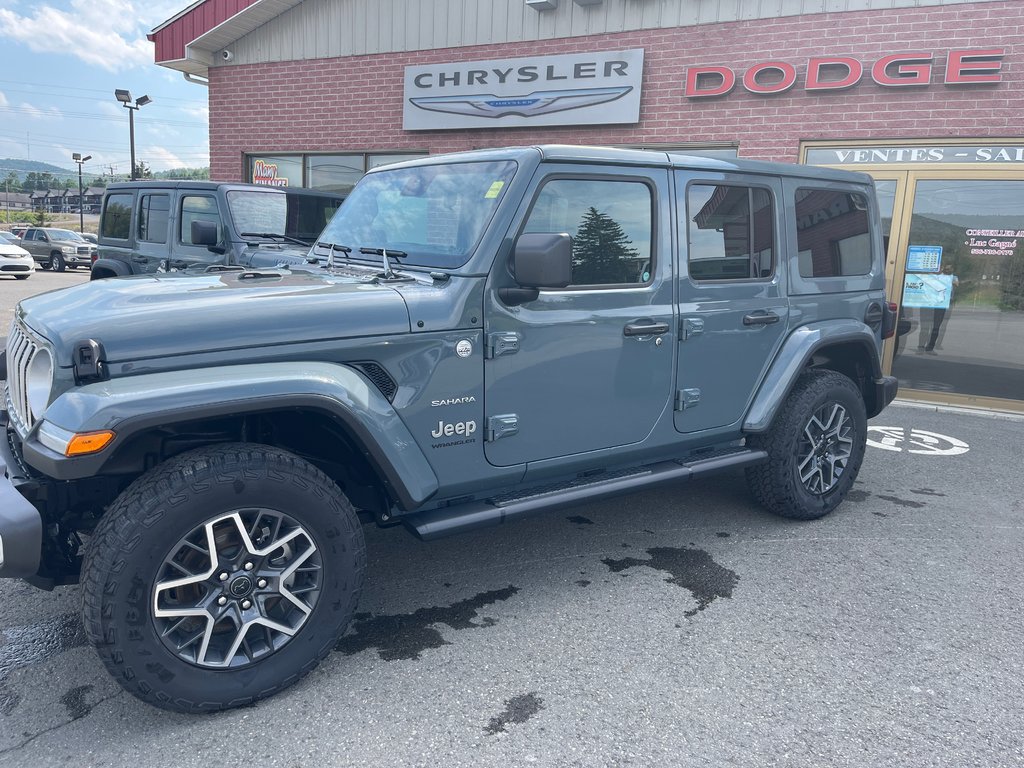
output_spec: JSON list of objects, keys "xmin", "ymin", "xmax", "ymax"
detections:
[{"xmin": 0, "ymin": 426, "xmax": 43, "ymax": 578}]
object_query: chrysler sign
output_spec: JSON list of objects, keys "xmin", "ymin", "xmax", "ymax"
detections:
[{"xmin": 403, "ymin": 49, "xmax": 644, "ymax": 130}]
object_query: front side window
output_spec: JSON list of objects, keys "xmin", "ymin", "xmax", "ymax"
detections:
[
  {"xmin": 138, "ymin": 194, "xmax": 170, "ymax": 244},
  {"xmin": 317, "ymin": 160, "xmax": 517, "ymax": 269},
  {"xmin": 687, "ymin": 184, "xmax": 775, "ymax": 281},
  {"xmin": 101, "ymin": 194, "xmax": 133, "ymax": 240},
  {"xmin": 796, "ymin": 188, "xmax": 872, "ymax": 277},
  {"xmin": 180, "ymin": 195, "xmax": 220, "ymax": 246},
  {"xmin": 523, "ymin": 178, "xmax": 652, "ymax": 286}
]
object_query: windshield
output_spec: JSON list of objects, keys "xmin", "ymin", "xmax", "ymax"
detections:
[
  {"xmin": 0, "ymin": 232, "xmax": 17, "ymax": 243},
  {"xmin": 316, "ymin": 160, "xmax": 518, "ymax": 269},
  {"xmin": 50, "ymin": 229, "xmax": 83, "ymax": 241},
  {"xmin": 227, "ymin": 190, "xmax": 344, "ymax": 245}
]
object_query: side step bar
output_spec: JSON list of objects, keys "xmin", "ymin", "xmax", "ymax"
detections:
[{"xmin": 406, "ymin": 448, "xmax": 768, "ymax": 541}]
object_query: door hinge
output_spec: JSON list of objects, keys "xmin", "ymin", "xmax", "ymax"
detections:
[
  {"xmin": 485, "ymin": 332, "xmax": 521, "ymax": 359},
  {"xmin": 675, "ymin": 388, "xmax": 701, "ymax": 411},
  {"xmin": 680, "ymin": 317, "xmax": 705, "ymax": 341},
  {"xmin": 486, "ymin": 414, "xmax": 519, "ymax": 442}
]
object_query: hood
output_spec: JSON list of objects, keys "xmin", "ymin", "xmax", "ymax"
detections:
[
  {"xmin": 0, "ymin": 244, "xmax": 30, "ymax": 257},
  {"xmin": 18, "ymin": 270, "xmax": 411, "ymax": 366}
]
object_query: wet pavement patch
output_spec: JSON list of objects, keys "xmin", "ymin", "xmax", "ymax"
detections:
[
  {"xmin": 910, "ymin": 488, "xmax": 946, "ymax": 497},
  {"xmin": 575, "ymin": 580, "xmax": 591, "ymax": 587},
  {"xmin": 484, "ymin": 692, "xmax": 544, "ymax": 735},
  {"xmin": 602, "ymin": 547, "xmax": 739, "ymax": 618},
  {"xmin": 60, "ymin": 685, "xmax": 94, "ymax": 720},
  {"xmin": 335, "ymin": 586, "xmax": 519, "ymax": 661},
  {"xmin": 716, "ymin": 532, "xmax": 731, "ymax": 538},
  {"xmin": 566, "ymin": 515, "xmax": 594, "ymax": 525},
  {"xmin": 876, "ymin": 494, "xmax": 927, "ymax": 509},
  {"xmin": 0, "ymin": 613, "xmax": 88, "ymax": 714},
  {"xmin": 846, "ymin": 490, "xmax": 871, "ymax": 503}
]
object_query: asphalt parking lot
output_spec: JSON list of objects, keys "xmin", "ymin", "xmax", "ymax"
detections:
[{"xmin": 1, "ymin": 275, "xmax": 1023, "ymax": 767}]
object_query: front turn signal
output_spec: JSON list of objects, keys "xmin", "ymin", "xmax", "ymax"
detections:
[{"xmin": 66, "ymin": 430, "xmax": 116, "ymax": 456}]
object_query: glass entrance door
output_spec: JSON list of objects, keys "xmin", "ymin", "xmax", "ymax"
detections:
[{"xmin": 891, "ymin": 177, "xmax": 1024, "ymax": 404}]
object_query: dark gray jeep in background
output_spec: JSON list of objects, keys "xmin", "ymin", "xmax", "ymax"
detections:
[
  {"xmin": 91, "ymin": 181, "xmax": 344, "ymax": 278},
  {"xmin": 1, "ymin": 146, "xmax": 897, "ymax": 713}
]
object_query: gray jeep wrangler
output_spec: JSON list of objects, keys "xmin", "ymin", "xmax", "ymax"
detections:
[
  {"xmin": 92, "ymin": 181, "xmax": 344, "ymax": 278},
  {"xmin": 0, "ymin": 146, "xmax": 897, "ymax": 713}
]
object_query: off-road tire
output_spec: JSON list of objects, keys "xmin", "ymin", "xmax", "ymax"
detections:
[
  {"xmin": 51, "ymin": 252, "xmax": 65, "ymax": 272},
  {"xmin": 745, "ymin": 369, "xmax": 866, "ymax": 520},
  {"xmin": 81, "ymin": 443, "xmax": 366, "ymax": 713}
]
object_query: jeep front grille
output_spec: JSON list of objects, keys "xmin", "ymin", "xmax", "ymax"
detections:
[{"xmin": 5, "ymin": 322, "xmax": 41, "ymax": 436}]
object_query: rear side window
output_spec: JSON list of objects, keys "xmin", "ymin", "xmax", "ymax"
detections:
[
  {"xmin": 523, "ymin": 178, "xmax": 653, "ymax": 287},
  {"xmin": 795, "ymin": 188, "xmax": 872, "ymax": 277},
  {"xmin": 101, "ymin": 194, "xmax": 133, "ymax": 240},
  {"xmin": 138, "ymin": 194, "xmax": 170, "ymax": 244},
  {"xmin": 180, "ymin": 195, "xmax": 220, "ymax": 246},
  {"xmin": 686, "ymin": 184, "xmax": 775, "ymax": 281}
]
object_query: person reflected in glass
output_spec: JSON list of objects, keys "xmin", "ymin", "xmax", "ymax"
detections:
[{"xmin": 917, "ymin": 264, "xmax": 958, "ymax": 355}]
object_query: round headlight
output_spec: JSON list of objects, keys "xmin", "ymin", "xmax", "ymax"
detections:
[{"xmin": 26, "ymin": 347, "xmax": 53, "ymax": 420}]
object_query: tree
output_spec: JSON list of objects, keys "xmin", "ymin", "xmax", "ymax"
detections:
[
  {"xmin": 134, "ymin": 161, "xmax": 153, "ymax": 179},
  {"xmin": 33, "ymin": 207, "xmax": 49, "ymax": 226},
  {"xmin": 88, "ymin": 176, "xmax": 109, "ymax": 189},
  {"xmin": 572, "ymin": 207, "xmax": 640, "ymax": 285}
]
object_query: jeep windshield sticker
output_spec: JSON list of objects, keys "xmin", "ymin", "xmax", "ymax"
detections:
[{"xmin": 485, "ymin": 181, "xmax": 505, "ymax": 199}]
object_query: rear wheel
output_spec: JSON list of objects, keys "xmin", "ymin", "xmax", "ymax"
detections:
[
  {"xmin": 51, "ymin": 252, "xmax": 66, "ymax": 272},
  {"xmin": 746, "ymin": 370, "xmax": 866, "ymax": 520},
  {"xmin": 81, "ymin": 443, "xmax": 365, "ymax": 712}
]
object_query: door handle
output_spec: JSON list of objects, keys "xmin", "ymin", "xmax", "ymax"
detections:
[
  {"xmin": 742, "ymin": 311, "xmax": 781, "ymax": 326},
  {"xmin": 624, "ymin": 321, "xmax": 670, "ymax": 337},
  {"xmin": 131, "ymin": 255, "xmax": 148, "ymax": 263}
]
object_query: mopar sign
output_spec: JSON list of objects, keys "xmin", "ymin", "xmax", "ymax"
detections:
[{"xmin": 403, "ymin": 49, "xmax": 644, "ymax": 130}]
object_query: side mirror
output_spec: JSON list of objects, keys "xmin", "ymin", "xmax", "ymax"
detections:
[
  {"xmin": 191, "ymin": 220, "xmax": 219, "ymax": 247},
  {"xmin": 513, "ymin": 232, "xmax": 572, "ymax": 288},
  {"xmin": 500, "ymin": 233, "xmax": 572, "ymax": 306}
]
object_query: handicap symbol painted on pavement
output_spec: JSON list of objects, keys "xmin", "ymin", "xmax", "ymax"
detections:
[{"xmin": 867, "ymin": 426, "xmax": 970, "ymax": 456}]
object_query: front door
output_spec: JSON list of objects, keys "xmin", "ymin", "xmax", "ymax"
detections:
[
  {"xmin": 484, "ymin": 166, "xmax": 675, "ymax": 467},
  {"xmin": 673, "ymin": 171, "xmax": 790, "ymax": 434}
]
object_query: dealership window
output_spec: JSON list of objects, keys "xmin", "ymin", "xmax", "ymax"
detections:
[
  {"xmin": 138, "ymin": 194, "xmax": 169, "ymax": 244},
  {"xmin": 686, "ymin": 184, "xmax": 774, "ymax": 281},
  {"xmin": 101, "ymin": 193, "xmax": 133, "ymax": 240},
  {"xmin": 795, "ymin": 188, "xmax": 871, "ymax": 278},
  {"xmin": 523, "ymin": 178, "xmax": 652, "ymax": 287},
  {"xmin": 248, "ymin": 152, "xmax": 428, "ymax": 194}
]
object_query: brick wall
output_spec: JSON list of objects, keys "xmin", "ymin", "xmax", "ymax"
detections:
[{"xmin": 208, "ymin": 1, "xmax": 1024, "ymax": 181}]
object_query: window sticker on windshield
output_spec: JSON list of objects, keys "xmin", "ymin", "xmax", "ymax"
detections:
[{"xmin": 485, "ymin": 181, "xmax": 505, "ymax": 199}]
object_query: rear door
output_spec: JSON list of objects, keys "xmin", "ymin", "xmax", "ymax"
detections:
[{"xmin": 674, "ymin": 171, "xmax": 790, "ymax": 434}]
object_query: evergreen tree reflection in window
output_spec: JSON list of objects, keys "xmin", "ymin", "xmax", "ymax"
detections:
[{"xmin": 573, "ymin": 207, "xmax": 640, "ymax": 285}]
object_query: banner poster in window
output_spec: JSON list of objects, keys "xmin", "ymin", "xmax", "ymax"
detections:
[
  {"xmin": 251, "ymin": 159, "xmax": 290, "ymax": 187},
  {"xmin": 906, "ymin": 245, "xmax": 942, "ymax": 273},
  {"xmin": 903, "ymin": 273, "xmax": 954, "ymax": 309}
]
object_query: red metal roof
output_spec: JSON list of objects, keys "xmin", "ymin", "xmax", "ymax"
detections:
[{"xmin": 148, "ymin": 0, "xmax": 259, "ymax": 64}]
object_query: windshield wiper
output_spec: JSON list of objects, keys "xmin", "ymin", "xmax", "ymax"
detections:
[
  {"xmin": 313, "ymin": 242, "xmax": 352, "ymax": 268},
  {"xmin": 239, "ymin": 232, "xmax": 311, "ymax": 247},
  {"xmin": 359, "ymin": 246, "xmax": 408, "ymax": 279}
]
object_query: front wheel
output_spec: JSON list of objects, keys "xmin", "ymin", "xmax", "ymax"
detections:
[
  {"xmin": 746, "ymin": 370, "xmax": 867, "ymax": 520},
  {"xmin": 51, "ymin": 252, "xmax": 66, "ymax": 272},
  {"xmin": 81, "ymin": 443, "xmax": 366, "ymax": 712}
]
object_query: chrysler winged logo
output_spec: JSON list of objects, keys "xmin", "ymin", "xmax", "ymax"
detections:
[{"xmin": 409, "ymin": 86, "xmax": 633, "ymax": 119}]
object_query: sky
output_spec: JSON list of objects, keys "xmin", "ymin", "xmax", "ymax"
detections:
[{"xmin": 0, "ymin": 0, "xmax": 210, "ymax": 180}]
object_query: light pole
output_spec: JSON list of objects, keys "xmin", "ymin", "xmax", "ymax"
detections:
[
  {"xmin": 72, "ymin": 152, "xmax": 92, "ymax": 233},
  {"xmin": 114, "ymin": 90, "xmax": 152, "ymax": 180}
]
